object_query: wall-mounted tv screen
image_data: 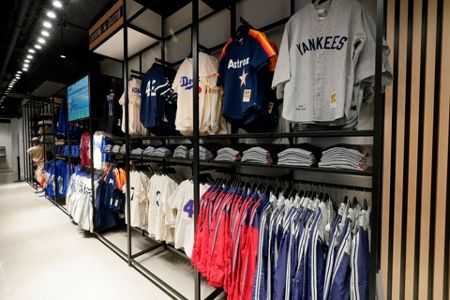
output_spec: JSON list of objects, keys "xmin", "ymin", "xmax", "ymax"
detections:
[{"xmin": 67, "ymin": 75, "xmax": 90, "ymax": 121}]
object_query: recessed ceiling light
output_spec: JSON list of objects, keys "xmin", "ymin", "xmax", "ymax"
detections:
[
  {"xmin": 41, "ymin": 30, "xmax": 50, "ymax": 37},
  {"xmin": 37, "ymin": 38, "xmax": 46, "ymax": 44},
  {"xmin": 17, "ymin": 71, "xmax": 22, "ymax": 74},
  {"xmin": 46, "ymin": 11, "xmax": 56, "ymax": 19},
  {"xmin": 60, "ymin": 54, "xmax": 66, "ymax": 59},
  {"xmin": 15, "ymin": 75, "xmax": 20, "ymax": 78},
  {"xmin": 52, "ymin": 1, "xmax": 63, "ymax": 9},
  {"xmin": 28, "ymin": 48, "xmax": 36, "ymax": 54},
  {"xmin": 34, "ymin": 44, "xmax": 42, "ymax": 50},
  {"xmin": 26, "ymin": 55, "xmax": 33, "ymax": 59},
  {"xmin": 43, "ymin": 21, "xmax": 52, "ymax": 28},
  {"xmin": 24, "ymin": 59, "xmax": 30, "ymax": 63},
  {"xmin": 23, "ymin": 63, "xmax": 29, "ymax": 68},
  {"xmin": 22, "ymin": 67, "xmax": 28, "ymax": 72}
]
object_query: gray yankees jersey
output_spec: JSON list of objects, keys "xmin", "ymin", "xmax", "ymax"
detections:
[{"xmin": 272, "ymin": 0, "xmax": 377, "ymax": 123}]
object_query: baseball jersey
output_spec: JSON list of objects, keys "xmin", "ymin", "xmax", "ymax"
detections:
[
  {"xmin": 172, "ymin": 52, "xmax": 219, "ymax": 135},
  {"xmin": 119, "ymin": 78, "xmax": 148, "ymax": 136},
  {"xmin": 218, "ymin": 29, "xmax": 277, "ymax": 123},
  {"xmin": 166, "ymin": 180, "xmax": 209, "ymax": 258},
  {"xmin": 123, "ymin": 171, "xmax": 148, "ymax": 229},
  {"xmin": 140, "ymin": 63, "xmax": 177, "ymax": 134},
  {"xmin": 56, "ymin": 106, "xmax": 68, "ymax": 137},
  {"xmin": 80, "ymin": 132, "xmax": 91, "ymax": 167},
  {"xmin": 147, "ymin": 174, "xmax": 178, "ymax": 241},
  {"xmin": 102, "ymin": 82, "xmax": 123, "ymax": 136},
  {"xmin": 272, "ymin": 0, "xmax": 377, "ymax": 123}
]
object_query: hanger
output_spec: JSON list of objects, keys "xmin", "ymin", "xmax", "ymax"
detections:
[{"xmin": 235, "ymin": 17, "xmax": 253, "ymax": 39}]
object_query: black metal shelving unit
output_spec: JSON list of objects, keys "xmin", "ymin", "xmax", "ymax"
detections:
[{"xmin": 74, "ymin": 0, "xmax": 385, "ymax": 299}]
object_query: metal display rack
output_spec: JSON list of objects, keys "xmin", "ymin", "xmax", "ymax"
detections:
[{"xmin": 21, "ymin": 0, "xmax": 386, "ymax": 299}]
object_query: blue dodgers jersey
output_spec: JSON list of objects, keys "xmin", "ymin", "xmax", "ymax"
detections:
[
  {"xmin": 56, "ymin": 106, "xmax": 68, "ymax": 137},
  {"xmin": 218, "ymin": 29, "xmax": 276, "ymax": 122},
  {"xmin": 140, "ymin": 63, "xmax": 176, "ymax": 131}
]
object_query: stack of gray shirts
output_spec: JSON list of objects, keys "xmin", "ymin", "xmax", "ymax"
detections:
[
  {"xmin": 143, "ymin": 146, "xmax": 155, "ymax": 156},
  {"xmin": 241, "ymin": 147, "xmax": 273, "ymax": 165},
  {"xmin": 214, "ymin": 147, "xmax": 241, "ymax": 162},
  {"xmin": 153, "ymin": 147, "xmax": 172, "ymax": 158},
  {"xmin": 112, "ymin": 145, "xmax": 121, "ymax": 153},
  {"xmin": 277, "ymin": 148, "xmax": 315, "ymax": 166},
  {"xmin": 319, "ymin": 145, "xmax": 368, "ymax": 170},
  {"xmin": 173, "ymin": 145, "xmax": 189, "ymax": 159},
  {"xmin": 119, "ymin": 144, "xmax": 127, "ymax": 154},
  {"xmin": 189, "ymin": 146, "xmax": 213, "ymax": 160},
  {"xmin": 131, "ymin": 148, "xmax": 144, "ymax": 155}
]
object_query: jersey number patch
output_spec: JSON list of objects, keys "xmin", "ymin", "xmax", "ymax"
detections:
[
  {"xmin": 183, "ymin": 200, "xmax": 194, "ymax": 218},
  {"xmin": 145, "ymin": 80, "xmax": 157, "ymax": 97}
]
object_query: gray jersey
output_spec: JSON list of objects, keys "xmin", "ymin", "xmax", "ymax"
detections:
[{"xmin": 272, "ymin": 0, "xmax": 377, "ymax": 123}]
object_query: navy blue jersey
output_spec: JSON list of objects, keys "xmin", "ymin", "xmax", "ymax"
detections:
[
  {"xmin": 56, "ymin": 106, "xmax": 68, "ymax": 137},
  {"xmin": 218, "ymin": 29, "xmax": 276, "ymax": 124},
  {"xmin": 140, "ymin": 63, "xmax": 177, "ymax": 134}
]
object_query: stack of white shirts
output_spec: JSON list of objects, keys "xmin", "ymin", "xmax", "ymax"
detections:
[
  {"xmin": 319, "ymin": 145, "xmax": 369, "ymax": 170},
  {"xmin": 241, "ymin": 147, "xmax": 273, "ymax": 165},
  {"xmin": 214, "ymin": 147, "xmax": 241, "ymax": 162},
  {"xmin": 152, "ymin": 147, "xmax": 172, "ymax": 158},
  {"xmin": 143, "ymin": 146, "xmax": 155, "ymax": 156},
  {"xmin": 173, "ymin": 145, "xmax": 189, "ymax": 159},
  {"xmin": 131, "ymin": 148, "xmax": 144, "ymax": 155},
  {"xmin": 277, "ymin": 148, "xmax": 315, "ymax": 166},
  {"xmin": 189, "ymin": 146, "xmax": 213, "ymax": 160}
]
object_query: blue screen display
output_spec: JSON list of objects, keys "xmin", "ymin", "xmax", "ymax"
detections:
[{"xmin": 67, "ymin": 75, "xmax": 90, "ymax": 121}]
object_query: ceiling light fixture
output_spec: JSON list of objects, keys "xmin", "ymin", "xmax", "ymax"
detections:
[
  {"xmin": 24, "ymin": 59, "xmax": 30, "ymax": 63},
  {"xmin": 37, "ymin": 38, "xmax": 46, "ymax": 44},
  {"xmin": 34, "ymin": 44, "xmax": 42, "ymax": 50},
  {"xmin": 43, "ymin": 21, "xmax": 52, "ymax": 28},
  {"xmin": 22, "ymin": 68, "xmax": 28, "ymax": 72},
  {"xmin": 60, "ymin": 54, "xmax": 67, "ymax": 59},
  {"xmin": 23, "ymin": 63, "xmax": 29, "ymax": 68},
  {"xmin": 52, "ymin": 1, "xmax": 63, "ymax": 9},
  {"xmin": 41, "ymin": 30, "xmax": 50, "ymax": 37},
  {"xmin": 28, "ymin": 48, "xmax": 36, "ymax": 54},
  {"xmin": 17, "ymin": 71, "xmax": 22, "ymax": 74},
  {"xmin": 46, "ymin": 11, "xmax": 57, "ymax": 19},
  {"xmin": 26, "ymin": 55, "xmax": 33, "ymax": 59}
]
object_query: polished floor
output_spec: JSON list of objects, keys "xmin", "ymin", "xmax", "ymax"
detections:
[{"xmin": 0, "ymin": 172, "xmax": 173, "ymax": 300}]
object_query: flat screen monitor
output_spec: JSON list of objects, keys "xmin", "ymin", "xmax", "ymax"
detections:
[{"xmin": 67, "ymin": 75, "xmax": 90, "ymax": 121}]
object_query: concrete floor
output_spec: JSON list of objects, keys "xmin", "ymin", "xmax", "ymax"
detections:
[{"xmin": 0, "ymin": 172, "xmax": 177, "ymax": 300}]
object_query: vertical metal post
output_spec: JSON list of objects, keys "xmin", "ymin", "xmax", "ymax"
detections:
[
  {"xmin": 371, "ymin": 0, "xmax": 385, "ymax": 298},
  {"xmin": 123, "ymin": 0, "xmax": 132, "ymax": 266},
  {"xmin": 52, "ymin": 97, "xmax": 57, "ymax": 201},
  {"xmin": 192, "ymin": 0, "xmax": 200, "ymax": 299},
  {"xmin": 290, "ymin": 0, "xmax": 295, "ymax": 15},
  {"xmin": 161, "ymin": 16, "xmax": 165, "ymax": 64}
]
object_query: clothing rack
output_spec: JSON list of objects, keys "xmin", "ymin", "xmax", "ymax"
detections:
[{"xmin": 84, "ymin": 0, "xmax": 386, "ymax": 299}]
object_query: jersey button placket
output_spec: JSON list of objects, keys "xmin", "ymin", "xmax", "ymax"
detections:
[{"xmin": 315, "ymin": 24, "xmax": 325, "ymax": 120}]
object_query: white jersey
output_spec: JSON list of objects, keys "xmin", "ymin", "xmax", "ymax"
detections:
[
  {"xmin": 173, "ymin": 52, "xmax": 221, "ymax": 135},
  {"xmin": 166, "ymin": 180, "xmax": 209, "ymax": 258},
  {"xmin": 147, "ymin": 174, "xmax": 178, "ymax": 241},
  {"xmin": 124, "ymin": 171, "xmax": 149, "ymax": 229},
  {"xmin": 272, "ymin": 0, "xmax": 377, "ymax": 123},
  {"xmin": 119, "ymin": 78, "xmax": 148, "ymax": 136}
]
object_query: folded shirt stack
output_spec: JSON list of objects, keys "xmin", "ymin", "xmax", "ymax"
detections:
[
  {"xmin": 143, "ymin": 146, "xmax": 155, "ymax": 156},
  {"xmin": 318, "ymin": 144, "xmax": 369, "ymax": 170},
  {"xmin": 152, "ymin": 147, "xmax": 173, "ymax": 158},
  {"xmin": 173, "ymin": 145, "xmax": 190, "ymax": 159},
  {"xmin": 131, "ymin": 148, "xmax": 144, "ymax": 155},
  {"xmin": 241, "ymin": 147, "xmax": 274, "ymax": 165},
  {"xmin": 214, "ymin": 147, "xmax": 242, "ymax": 162},
  {"xmin": 112, "ymin": 145, "xmax": 121, "ymax": 153},
  {"xmin": 189, "ymin": 146, "xmax": 214, "ymax": 160},
  {"xmin": 277, "ymin": 144, "xmax": 321, "ymax": 167},
  {"xmin": 120, "ymin": 144, "xmax": 126, "ymax": 154}
]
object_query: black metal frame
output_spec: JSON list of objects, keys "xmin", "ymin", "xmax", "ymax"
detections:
[{"xmin": 81, "ymin": 0, "xmax": 386, "ymax": 299}]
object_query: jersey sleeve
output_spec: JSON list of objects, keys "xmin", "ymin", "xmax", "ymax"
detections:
[
  {"xmin": 248, "ymin": 29, "xmax": 277, "ymax": 71},
  {"xmin": 217, "ymin": 39, "xmax": 232, "ymax": 87},
  {"xmin": 272, "ymin": 24, "xmax": 291, "ymax": 99},
  {"xmin": 353, "ymin": 9, "xmax": 376, "ymax": 84}
]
